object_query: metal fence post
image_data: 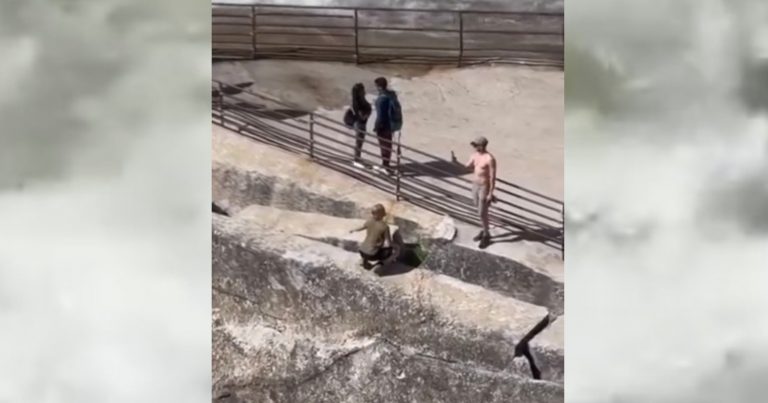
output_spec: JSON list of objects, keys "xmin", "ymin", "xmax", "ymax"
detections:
[
  {"xmin": 251, "ymin": 6, "xmax": 257, "ymax": 59},
  {"xmin": 354, "ymin": 9, "xmax": 360, "ymax": 64},
  {"xmin": 309, "ymin": 113, "xmax": 315, "ymax": 159},
  {"xmin": 458, "ymin": 12, "xmax": 464, "ymax": 67},
  {"xmin": 217, "ymin": 82, "xmax": 225, "ymax": 126},
  {"xmin": 395, "ymin": 132, "xmax": 402, "ymax": 201}
]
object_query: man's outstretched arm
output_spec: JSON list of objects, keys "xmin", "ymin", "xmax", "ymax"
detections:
[
  {"xmin": 450, "ymin": 151, "xmax": 474, "ymax": 171},
  {"xmin": 349, "ymin": 222, "xmax": 367, "ymax": 233}
]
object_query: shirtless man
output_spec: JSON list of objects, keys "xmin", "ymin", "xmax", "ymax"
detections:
[{"xmin": 453, "ymin": 136, "xmax": 496, "ymax": 246}]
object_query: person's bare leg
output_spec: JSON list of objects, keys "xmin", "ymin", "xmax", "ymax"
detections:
[
  {"xmin": 478, "ymin": 188, "xmax": 491, "ymax": 246},
  {"xmin": 481, "ymin": 202, "xmax": 490, "ymax": 236},
  {"xmin": 472, "ymin": 184, "xmax": 485, "ymax": 241}
]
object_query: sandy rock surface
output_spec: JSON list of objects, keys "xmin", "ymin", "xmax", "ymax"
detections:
[{"xmin": 214, "ymin": 60, "xmax": 563, "ymax": 198}]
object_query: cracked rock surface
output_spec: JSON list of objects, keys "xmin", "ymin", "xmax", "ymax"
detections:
[
  {"xmin": 214, "ymin": 323, "xmax": 562, "ymax": 403},
  {"xmin": 213, "ymin": 126, "xmax": 563, "ymax": 402}
]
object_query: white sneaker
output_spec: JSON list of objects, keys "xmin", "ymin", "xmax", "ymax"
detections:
[
  {"xmin": 352, "ymin": 161, "xmax": 365, "ymax": 169},
  {"xmin": 372, "ymin": 165, "xmax": 387, "ymax": 174}
]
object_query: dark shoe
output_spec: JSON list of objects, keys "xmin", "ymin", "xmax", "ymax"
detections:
[
  {"xmin": 473, "ymin": 231, "xmax": 485, "ymax": 242},
  {"xmin": 478, "ymin": 233, "xmax": 491, "ymax": 249}
]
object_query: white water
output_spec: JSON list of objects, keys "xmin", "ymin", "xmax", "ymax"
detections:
[
  {"xmin": 0, "ymin": 1, "xmax": 210, "ymax": 402},
  {"xmin": 567, "ymin": 0, "xmax": 768, "ymax": 402}
]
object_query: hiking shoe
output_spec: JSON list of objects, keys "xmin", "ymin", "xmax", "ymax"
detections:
[{"xmin": 478, "ymin": 232, "xmax": 491, "ymax": 249}]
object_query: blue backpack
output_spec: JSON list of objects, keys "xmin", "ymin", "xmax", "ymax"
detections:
[{"xmin": 389, "ymin": 92, "xmax": 403, "ymax": 132}]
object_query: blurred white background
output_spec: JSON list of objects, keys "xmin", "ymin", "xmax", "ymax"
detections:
[
  {"xmin": 566, "ymin": 0, "xmax": 768, "ymax": 402},
  {"xmin": 0, "ymin": 1, "xmax": 211, "ymax": 401}
]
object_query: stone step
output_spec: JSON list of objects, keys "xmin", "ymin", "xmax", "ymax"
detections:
[
  {"xmin": 236, "ymin": 204, "xmax": 403, "ymax": 244},
  {"xmin": 213, "ymin": 214, "xmax": 563, "ymax": 388},
  {"xmin": 234, "ymin": 204, "xmax": 562, "ymax": 317},
  {"xmin": 214, "ymin": 125, "xmax": 561, "ymax": 308},
  {"xmin": 213, "ymin": 124, "xmax": 451, "ymax": 238},
  {"xmin": 427, "ymin": 222, "xmax": 564, "ymax": 316},
  {"xmin": 214, "ymin": 319, "xmax": 563, "ymax": 403}
]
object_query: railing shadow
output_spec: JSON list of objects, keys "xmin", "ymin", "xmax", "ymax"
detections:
[
  {"xmin": 399, "ymin": 160, "xmax": 469, "ymax": 178},
  {"xmin": 212, "ymin": 80, "xmax": 565, "ymax": 256}
]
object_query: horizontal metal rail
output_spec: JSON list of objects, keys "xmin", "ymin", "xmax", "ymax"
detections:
[
  {"xmin": 212, "ymin": 80, "xmax": 564, "ymax": 255},
  {"xmin": 214, "ymin": 2, "xmax": 562, "ymax": 16},
  {"xmin": 251, "ymin": 12, "xmax": 354, "ymax": 19},
  {"xmin": 212, "ymin": 2, "xmax": 563, "ymax": 66},
  {"xmin": 219, "ymin": 81, "xmax": 563, "ymax": 212},
  {"xmin": 214, "ymin": 104, "xmax": 562, "ymax": 247}
]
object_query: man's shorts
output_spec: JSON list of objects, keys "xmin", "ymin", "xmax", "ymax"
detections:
[
  {"xmin": 360, "ymin": 247, "xmax": 392, "ymax": 263},
  {"xmin": 472, "ymin": 182, "xmax": 490, "ymax": 215}
]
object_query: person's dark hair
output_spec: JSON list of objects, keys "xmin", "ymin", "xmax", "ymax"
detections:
[
  {"xmin": 374, "ymin": 77, "xmax": 388, "ymax": 90},
  {"xmin": 371, "ymin": 203, "xmax": 386, "ymax": 217},
  {"xmin": 352, "ymin": 83, "xmax": 365, "ymax": 102},
  {"xmin": 351, "ymin": 83, "xmax": 370, "ymax": 117}
]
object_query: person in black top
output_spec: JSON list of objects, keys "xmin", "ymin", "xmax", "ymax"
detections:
[{"xmin": 350, "ymin": 83, "xmax": 372, "ymax": 167}]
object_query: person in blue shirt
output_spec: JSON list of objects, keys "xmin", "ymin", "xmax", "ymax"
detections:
[{"xmin": 373, "ymin": 77, "xmax": 403, "ymax": 175}]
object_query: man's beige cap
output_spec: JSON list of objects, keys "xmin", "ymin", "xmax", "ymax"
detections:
[{"xmin": 470, "ymin": 136, "xmax": 489, "ymax": 147}]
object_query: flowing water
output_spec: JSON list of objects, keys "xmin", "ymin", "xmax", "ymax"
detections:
[
  {"xmin": 0, "ymin": 1, "xmax": 210, "ymax": 401},
  {"xmin": 566, "ymin": 0, "xmax": 768, "ymax": 401}
]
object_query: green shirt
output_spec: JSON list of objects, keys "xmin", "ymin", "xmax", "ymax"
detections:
[{"xmin": 359, "ymin": 219, "xmax": 390, "ymax": 255}]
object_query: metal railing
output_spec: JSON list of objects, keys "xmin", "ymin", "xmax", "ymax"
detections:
[
  {"xmin": 212, "ymin": 80, "xmax": 564, "ymax": 255},
  {"xmin": 212, "ymin": 3, "xmax": 563, "ymax": 67}
]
